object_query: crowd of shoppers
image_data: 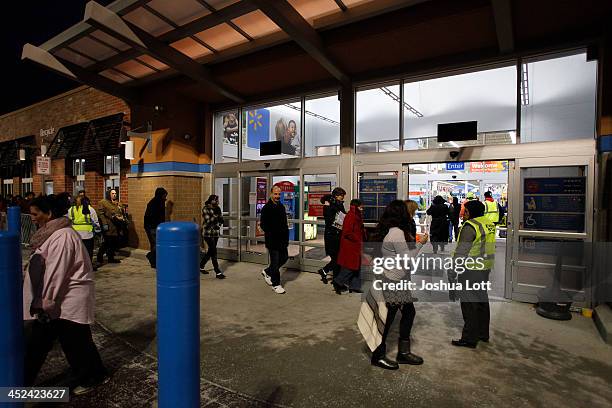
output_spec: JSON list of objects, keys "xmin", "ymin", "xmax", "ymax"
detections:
[{"xmin": 3, "ymin": 183, "xmax": 497, "ymax": 388}]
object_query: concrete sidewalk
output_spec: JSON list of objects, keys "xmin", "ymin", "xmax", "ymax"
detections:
[{"xmin": 36, "ymin": 254, "xmax": 612, "ymax": 407}]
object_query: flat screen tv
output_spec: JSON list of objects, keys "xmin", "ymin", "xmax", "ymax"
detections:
[
  {"xmin": 260, "ymin": 140, "xmax": 281, "ymax": 156},
  {"xmin": 437, "ymin": 121, "xmax": 477, "ymax": 142}
]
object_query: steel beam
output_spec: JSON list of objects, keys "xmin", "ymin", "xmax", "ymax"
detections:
[
  {"xmin": 87, "ymin": 0, "xmax": 257, "ymax": 73},
  {"xmin": 247, "ymin": 0, "xmax": 351, "ymax": 86},
  {"xmin": 21, "ymin": 43, "xmax": 139, "ymax": 103},
  {"xmin": 83, "ymin": 1, "xmax": 244, "ymax": 103},
  {"xmin": 491, "ymin": 0, "xmax": 514, "ymax": 53}
]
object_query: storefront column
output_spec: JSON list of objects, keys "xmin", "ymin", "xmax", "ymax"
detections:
[{"xmin": 339, "ymin": 83, "xmax": 355, "ymax": 196}]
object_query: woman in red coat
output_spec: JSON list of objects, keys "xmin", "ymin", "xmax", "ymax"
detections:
[{"xmin": 334, "ymin": 199, "xmax": 366, "ymax": 294}]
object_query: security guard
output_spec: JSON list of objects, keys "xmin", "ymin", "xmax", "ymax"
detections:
[
  {"xmin": 483, "ymin": 191, "xmax": 500, "ymax": 225},
  {"xmin": 69, "ymin": 194, "xmax": 100, "ymax": 268},
  {"xmin": 451, "ymin": 200, "xmax": 495, "ymax": 348}
]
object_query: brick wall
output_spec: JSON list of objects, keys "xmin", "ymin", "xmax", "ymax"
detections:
[
  {"xmin": 128, "ymin": 174, "xmax": 209, "ymax": 249},
  {"xmin": 50, "ymin": 159, "xmax": 70, "ymax": 194},
  {"xmin": 84, "ymin": 171, "xmax": 106, "ymax": 204},
  {"xmin": 0, "ymin": 86, "xmax": 130, "ymax": 197}
]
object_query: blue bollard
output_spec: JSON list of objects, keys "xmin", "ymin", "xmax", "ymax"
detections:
[
  {"xmin": 0, "ymin": 231, "xmax": 24, "ymax": 407},
  {"xmin": 156, "ymin": 222, "xmax": 200, "ymax": 407},
  {"xmin": 7, "ymin": 206, "xmax": 21, "ymax": 238}
]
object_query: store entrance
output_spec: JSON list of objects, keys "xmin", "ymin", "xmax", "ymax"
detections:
[
  {"xmin": 213, "ymin": 166, "xmax": 341, "ymax": 270},
  {"xmin": 407, "ymin": 160, "xmax": 511, "ymax": 299}
]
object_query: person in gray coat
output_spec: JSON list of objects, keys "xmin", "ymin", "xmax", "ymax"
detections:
[{"xmin": 371, "ymin": 200, "xmax": 428, "ymax": 370}]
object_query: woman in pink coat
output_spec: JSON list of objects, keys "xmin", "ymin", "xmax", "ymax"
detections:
[{"xmin": 23, "ymin": 194, "xmax": 108, "ymax": 395}]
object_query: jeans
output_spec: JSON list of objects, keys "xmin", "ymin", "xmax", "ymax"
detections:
[
  {"xmin": 265, "ymin": 247, "xmax": 288, "ymax": 286},
  {"xmin": 333, "ymin": 267, "xmax": 361, "ymax": 291},
  {"xmin": 200, "ymin": 237, "xmax": 220, "ymax": 272},
  {"xmin": 24, "ymin": 319, "xmax": 107, "ymax": 387}
]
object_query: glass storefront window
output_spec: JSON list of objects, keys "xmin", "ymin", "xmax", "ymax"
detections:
[
  {"xmin": 356, "ymin": 83, "xmax": 400, "ymax": 152},
  {"xmin": 214, "ymin": 110, "xmax": 239, "ymax": 163},
  {"xmin": 403, "ymin": 66, "xmax": 517, "ymax": 150},
  {"xmin": 357, "ymin": 171, "xmax": 398, "ymax": 223},
  {"xmin": 73, "ymin": 158, "xmax": 85, "ymax": 176},
  {"xmin": 305, "ymin": 93, "xmax": 340, "ymax": 157},
  {"xmin": 242, "ymin": 101, "xmax": 302, "ymax": 161},
  {"xmin": 520, "ymin": 52, "xmax": 596, "ymax": 143}
]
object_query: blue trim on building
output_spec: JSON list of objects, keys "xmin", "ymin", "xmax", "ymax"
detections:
[
  {"xmin": 600, "ymin": 135, "xmax": 612, "ymax": 152},
  {"xmin": 131, "ymin": 162, "xmax": 211, "ymax": 173}
]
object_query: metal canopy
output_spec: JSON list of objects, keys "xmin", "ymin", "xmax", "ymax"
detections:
[{"xmin": 21, "ymin": 0, "xmax": 414, "ymax": 103}]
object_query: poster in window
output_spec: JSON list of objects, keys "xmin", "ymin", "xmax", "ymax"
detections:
[
  {"xmin": 223, "ymin": 111, "xmax": 239, "ymax": 145},
  {"xmin": 274, "ymin": 118, "xmax": 300, "ymax": 156}
]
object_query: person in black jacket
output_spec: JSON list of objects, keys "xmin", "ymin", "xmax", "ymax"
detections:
[
  {"xmin": 144, "ymin": 187, "xmax": 167, "ymax": 268},
  {"xmin": 426, "ymin": 195, "xmax": 450, "ymax": 254},
  {"xmin": 200, "ymin": 194, "xmax": 225, "ymax": 278},
  {"xmin": 318, "ymin": 187, "xmax": 346, "ymax": 284},
  {"xmin": 260, "ymin": 186, "xmax": 289, "ymax": 294},
  {"xmin": 449, "ymin": 196, "xmax": 461, "ymax": 242}
]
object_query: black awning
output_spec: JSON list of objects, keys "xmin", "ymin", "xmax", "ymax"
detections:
[
  {"xmin": 0, "ymin": 142, "xmax": 14, "ymax": 167},
  {"xmin": 84, "ymin": 113, "xmax": 125, "ymax": 158},
  {"xmin": 47, "ymin": 122, "xmax": 90, "ymax": 159},
  {"xmin": 0, "ymin": 135, "xmax": 36, "ymax": 167}
]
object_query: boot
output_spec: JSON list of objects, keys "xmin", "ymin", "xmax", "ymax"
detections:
[
  {"xmin": 371, "ymin": 344, "xmax": 399, "ymax": 370},
  {"xmin": 396, "ymin": 338, "xmax": 423, "ymax": 365}
]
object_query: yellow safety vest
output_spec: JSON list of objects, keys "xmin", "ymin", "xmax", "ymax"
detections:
[
  {"xmin": 70, "ymin": 205, "xmax": 93, "ymax": 233},
  {"xmin": 453, "ymin": 215, "xmax": 496, "ymax": 270},
  {"xmin": 484, "ymin": 200, "xmax": 500, "ymax": 224}
]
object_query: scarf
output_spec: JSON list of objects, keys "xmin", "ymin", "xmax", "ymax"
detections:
[{"xmin": 29, "ymin": 217, "xmax": 73, "ymax": 251}]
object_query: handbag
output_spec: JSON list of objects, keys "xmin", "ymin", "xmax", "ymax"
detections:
[
  {"xmin": 332, "ymin": 211, "xmax": 345, "ymax": 230},
  {"xmin": 357, "ymin": 286, "xmax": 388, "ymax": 352}
]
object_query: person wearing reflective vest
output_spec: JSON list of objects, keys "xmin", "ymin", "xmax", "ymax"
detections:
[
  {"xmin": 69, "ymin": 193, "xmax": 100, "ymax": 269},
  {"xmin": 483, "ymin": 191, "xmax": 500, "ymax": 225},
  {"xmin": 451, "ymin": 199, "xmax": 495, "ymax": 349}
]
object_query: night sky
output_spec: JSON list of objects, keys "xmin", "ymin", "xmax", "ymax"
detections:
[{"xmin": 1, "ymin": 1, "xmax": 113, "ymax": 116}]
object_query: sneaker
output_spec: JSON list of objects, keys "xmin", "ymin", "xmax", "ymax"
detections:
[
  {"xmin": 72, "ymin": 376, "xmax": 110, "ymax": 396},
  {"xmin": 261, "ymin": 270, "xmax": 272, "ymax": 286},
  {"xmin": 200, "ymin": 267, "xmax": 210, "ymax": 275},
  {"xmin": 272, "ymin": 285, "xmax": 286, "ymax": 294},
  {"xmin": 215, "ymin": 272, "xmax": 226, "ymax": 279}
]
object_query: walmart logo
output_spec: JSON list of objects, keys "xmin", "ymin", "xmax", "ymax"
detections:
[{"xmin": 249, "ymin": 110, "xmax": 264, "ymax": 131}]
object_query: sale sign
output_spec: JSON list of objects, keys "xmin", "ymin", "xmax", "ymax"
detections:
[{"xmin": 308, "ymin": 193, "xmax": 327, "ymax": 217}]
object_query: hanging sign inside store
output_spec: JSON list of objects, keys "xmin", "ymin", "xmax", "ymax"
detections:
[
  {"xmin": 36, "ymin": 156, "xmax": 51, "ymax": 175},
  {"xmin": 469, "ymin": 161, "xmax": 508, "ymax": 173},
  {"xmin": 446, "ymin": 162, "xmax": 465, "ymax": 171},
  {"xmin": 306, "ymin": 181, "xmax": 331, "ymax": 217},
  {"xmin": 308, "ymin": 193, "xmax": 327, "ymax": 217}
]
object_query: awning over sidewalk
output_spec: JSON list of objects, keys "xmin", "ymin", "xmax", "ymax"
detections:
[
  {"xmin": 21, "ymin": 0, "xmax": 417, "ymax": 104},
  {"xmin": 47, "ymin": 113, "xmax": 125, "ymax": 161},
  {"xmin": 47, "ymin": 122, "xmax": 91, "ymax": 159},
  {"xmin": 0, "ymin": 135, "xmax": 36, "ymax": 166}
]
